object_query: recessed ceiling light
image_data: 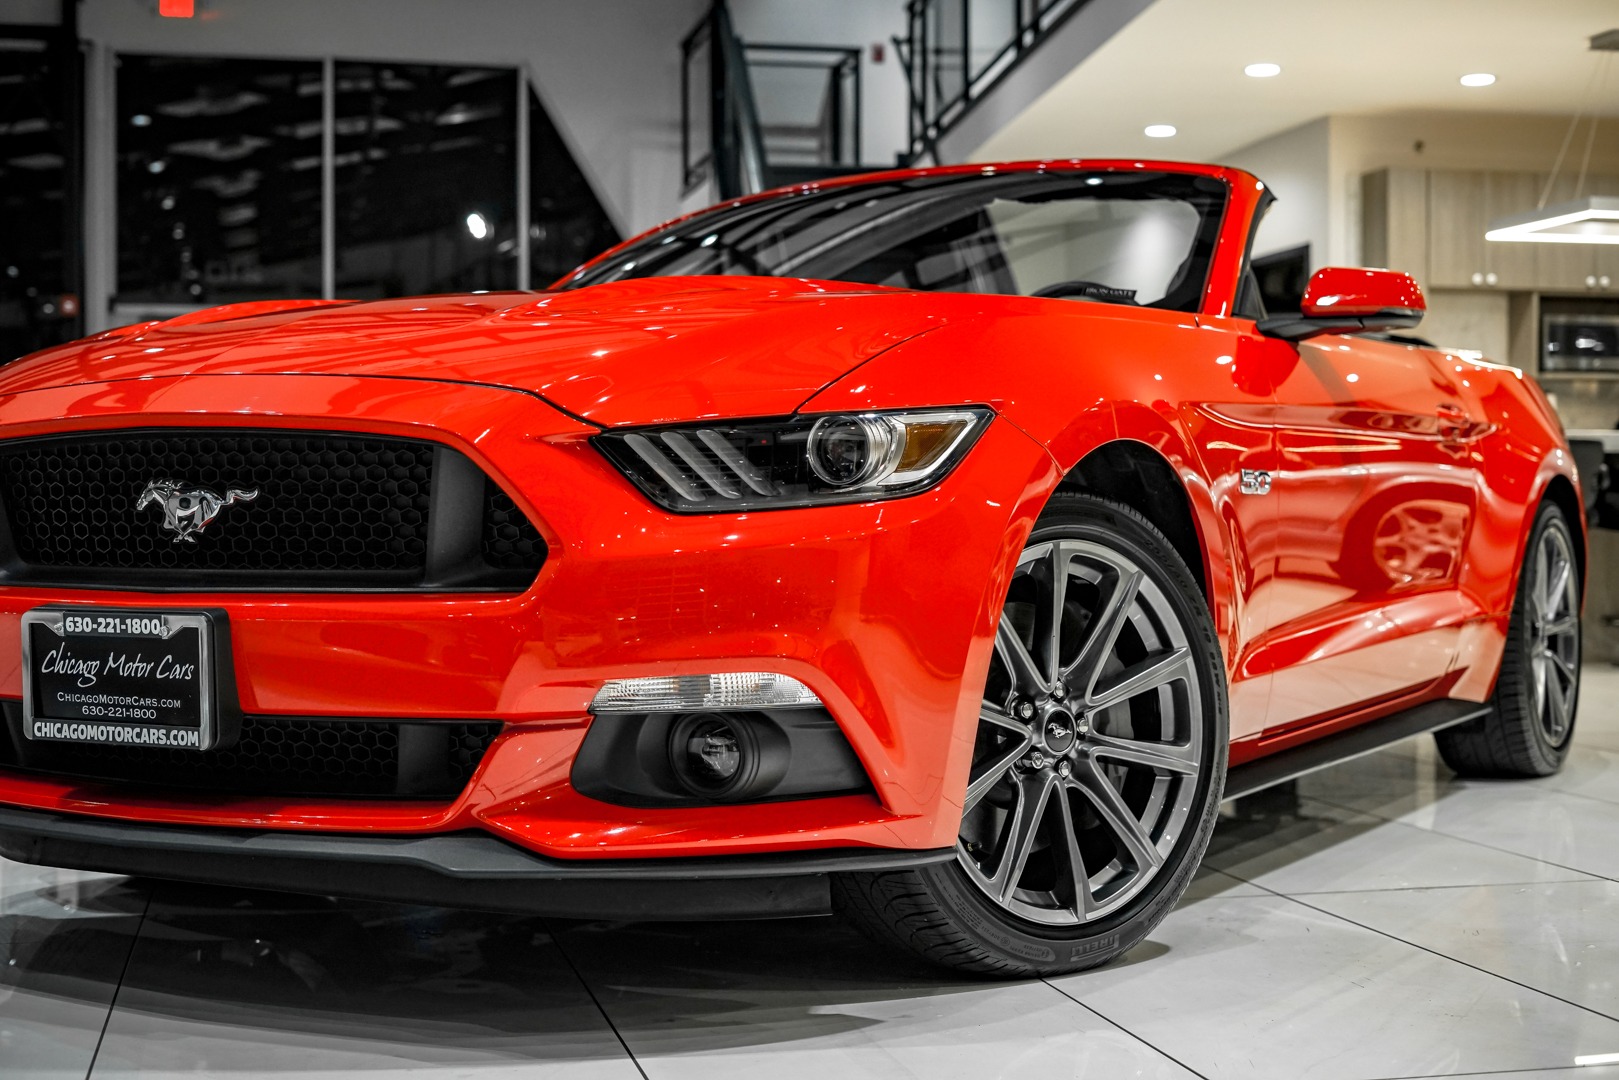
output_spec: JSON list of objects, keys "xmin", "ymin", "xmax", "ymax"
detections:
[
  {"xmin": 1460, "ymin": 72, "xmax": 1496, "ymax": 87},
  {"xmin": 1244, "ymin": 62, "xmax": 1281, "ymax": 78},
  {"xmin": 1144, "ymin": 124, "xmax": 1177, "ymax": 138}
]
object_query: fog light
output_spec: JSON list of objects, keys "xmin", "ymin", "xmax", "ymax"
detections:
[
  {"xmin": 685, "ymin": 716, "xmax": 742, "ymax": 784},
  {"xmin": 669, "ymin": 713, "xmax": 760, "ymax": 798},
  {"xmin": 590, "ymin": 672, "xmax": 821, "ymax": 713}
]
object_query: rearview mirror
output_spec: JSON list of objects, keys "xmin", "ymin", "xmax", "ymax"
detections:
[{"xmin": 1258, "ymin": 267, "xmax": 1425, "ymax": 342}]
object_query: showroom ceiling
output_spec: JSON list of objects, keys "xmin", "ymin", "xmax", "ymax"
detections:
[{"xmin": 971, "ymin": 0, "xmax": 1619, "ymax": 162}]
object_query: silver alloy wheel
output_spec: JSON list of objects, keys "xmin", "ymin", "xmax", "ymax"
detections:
[
  {"xmin": 1529, "ymin": 523, "xmax": 1580, "ymax": 743},
  {"xmin": 957, "ymin": 538, "xmax": 1204, "ymax": 926}
]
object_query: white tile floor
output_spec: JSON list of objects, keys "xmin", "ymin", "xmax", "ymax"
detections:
[{"xmin": 6, "ymin": 670, "xmax": 1619, "ymax": 1079}]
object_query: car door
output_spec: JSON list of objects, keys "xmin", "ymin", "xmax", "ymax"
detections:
[
  {"xmin": 1171, "ymin": 315, "xmax": 1289, "ymax": 745},
  {"xmin": 1260, "ymin": 335, "xmax": 1484, "ymax": 734},
  {"xmin": 1188, "ymin": 377, "xmax": 1281, "ymax": 745}
]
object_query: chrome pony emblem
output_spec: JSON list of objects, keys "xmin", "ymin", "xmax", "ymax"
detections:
[{"xmin": 136, "ymin": 479, "xmax": 259, "ymax": 544}]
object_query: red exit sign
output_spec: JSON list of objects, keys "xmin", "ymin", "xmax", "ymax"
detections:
[{"xmin": 159, "ymin": 0, "xmax": 195, "ymax": 17}]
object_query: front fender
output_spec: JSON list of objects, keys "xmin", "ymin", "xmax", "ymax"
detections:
[
  {"xmin": 800, "ymin": 306, "xmax": 1255, "ymax": 686},
  {"xmin": 1104, "ymin": 408, "xmax": 1242, "ymax": 659}
]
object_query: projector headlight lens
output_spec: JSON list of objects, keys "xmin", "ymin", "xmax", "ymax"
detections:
[
  {"xmin": 594, "ymin": 407, "xmax": 992, "ymax": 512},
  {"xmin": 807, "ymin": 414, "xmax": 900, "ymax": 487}
]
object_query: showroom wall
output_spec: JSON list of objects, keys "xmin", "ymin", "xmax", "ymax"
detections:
[
  {"xmin": 1219, "ymin": 117, "xmax": 1332, "ymax": 268},
  {"xmin": 933, "ymin": 0, "xmax": 1155, "ymax": 165},
  {"xmin": 1227, "ymin": 109, "xmax": 1619, "ymax": 269},
  {"xmin": 78, "ymin": 0, "xmax": 707, "ymax": 236},
  {"xmin": 61, "ymin": 0, "xmax": 707, "ymax": 331},
  {"xmin": 1224, "ymin": 108, "xmax": 1619, "ymax": 370},
  {"xmin": 9, "ymin": 0, "xmax": 61, "ymax": 23},
  {"xmin": 726, "ymin": 0, "xmax": 1154, "ymax": 171}
]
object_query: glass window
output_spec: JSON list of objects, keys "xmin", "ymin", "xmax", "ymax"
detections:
[
  {"xmin": 110, "ymin": 55, "xmax": 617, "ymax": 309},
  {"xmin": 564, "ymin": 171, "xmax": 1227, "ymax": 312},
  {"xmin": 982, "ymin": 196, "xmax": 1206, "ymax": 302},
  {"xmin": 117, "ymin": 55, "xmax": 324, "ymax": 305},
  {"xmin": 1, "ymin": 31, "xmax": 78, "ymax": 361},
  {"xmin": 334, "ymin": 63, "xmax": 517, "ymax": 299}
]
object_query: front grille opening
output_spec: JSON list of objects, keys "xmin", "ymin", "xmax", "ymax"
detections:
[
  {"xmin": 0, "ymin": 428, "xmax": 547, "ymax": 591},
  {"xmin": 1, "ymin": 432, "xmax": 433, "ymax": 573},
  {"xmin": 0, "ymin": 703, "xmax": 502, "ymax": 800},
  {"xmin": 482, "ymin": 481, "xmax": 546, "ymax": 571}
]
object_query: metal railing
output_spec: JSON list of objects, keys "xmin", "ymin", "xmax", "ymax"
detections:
[
  {"xmin": 745, "ymin": 44, "xmax": 861, "ymax": 173},
  {"xmin": 896, "ymin": 0, "xmax": 1093, "ymax": 163},
  {"xmin": 681, "ymin": 3, "xmax": 763, "ymax": 198},
  {"xmin": 680, "ymin": 2, "xmax": 863, "ymax": 198}
]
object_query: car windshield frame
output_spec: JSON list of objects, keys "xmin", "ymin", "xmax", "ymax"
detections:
[{"xmin": 560, "ymin": 169, "xmax": 1231, "ymax": 313}]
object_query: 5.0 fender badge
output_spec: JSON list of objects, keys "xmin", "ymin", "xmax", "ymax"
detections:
[
  {"xmin": 136, "ymin": 479, "xmax": 260, "ymax": 543},
  {"xmin": 1239, "ymin": 469, "xmax": 1273, "ymax": 496}
]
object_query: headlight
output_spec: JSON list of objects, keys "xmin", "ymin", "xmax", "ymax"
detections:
[{"xmin": 594, "ymin": 406, "xmax": 993, "ymax": 512}]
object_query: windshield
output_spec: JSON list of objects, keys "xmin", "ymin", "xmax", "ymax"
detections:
[{"xmin": 561, "ymin": 170, "xmax": 1228, "ymax": 311}]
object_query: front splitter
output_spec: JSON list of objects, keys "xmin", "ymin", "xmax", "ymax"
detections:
[{"xmin": 0, "ymin": 804, "xmax": 953, "ymax": 921}]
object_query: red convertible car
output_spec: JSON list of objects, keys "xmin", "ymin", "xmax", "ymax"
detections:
[{"xmin": 0, "ymin": 160, "xmax": 1583, "ymax": 976}]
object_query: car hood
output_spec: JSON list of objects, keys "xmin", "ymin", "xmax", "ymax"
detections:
[{"xmin": 0, "ymin": 278, "xmax": 948, "ymax": 427}]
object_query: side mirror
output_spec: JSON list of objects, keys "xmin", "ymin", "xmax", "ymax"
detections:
[{"xmin": 1258, "ymin": 267, "xmax": 1425, "ymax": 342}]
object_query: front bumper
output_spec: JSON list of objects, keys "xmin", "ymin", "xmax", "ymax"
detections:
[
  {"xmin": 0, "ymin": 803, "xmax": 953, "ymax": 919},
  {"xmin": 0, "ymin": 374, "xmax": 1057, "ymax": 864}
]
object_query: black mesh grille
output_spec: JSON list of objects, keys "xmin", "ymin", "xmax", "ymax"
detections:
[
  {"xmin": 0, "ymin": 705, "xmax": 502, "ymax": 799},
  {"xmin": 482, "ymin": 481, "xmax": 546, "ymax": 571},
  {"xmin": 0, "ymin": 429, "xmax": 547, "ymax": 590},
  {"xmin": 0, "ymin": 431, "xmax": 432, "ymax": 572}
]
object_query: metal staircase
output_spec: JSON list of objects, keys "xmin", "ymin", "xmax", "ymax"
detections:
[
  {"xmin": 680, "ymin": 1, "xmax": 871, "ymax": 199},
  {"xmin": 894, "ymin": 0, "xmax": 1098, "ymax": 164}
]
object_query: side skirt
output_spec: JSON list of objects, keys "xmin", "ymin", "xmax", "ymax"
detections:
[{"xmin": 1222, "ymin": 698, "xmax": 1488, "ymax": 802}]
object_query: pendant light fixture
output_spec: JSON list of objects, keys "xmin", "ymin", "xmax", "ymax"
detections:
[{"xmin": 1486, "ymin": 31, "xmax": 1618, "ymax": 245}]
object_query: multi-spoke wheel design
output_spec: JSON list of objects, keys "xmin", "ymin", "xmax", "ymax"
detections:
[
  {"xmin": 957, "ymin": 539, "xmax": 1203, "ymax": 925},
  {"xmin": 1527, "ymin": 522, "xmax": 1580, "ymax": 744},
  {"xmin": 833, "ymin": 493, "xmax": 1225, "ymax": 977},
  {"xmin": 1436, "ymin": 501, "xmax": 1581, "ymax": 779}
]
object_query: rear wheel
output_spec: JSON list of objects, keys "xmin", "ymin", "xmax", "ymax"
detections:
[
  {"xmin": 834, "ymin": 493, "xmax": 1227, "ymax": 977},
  {"xmin": 1436, "ymin": 501, "xmax": 1581, "ymax": 777}
]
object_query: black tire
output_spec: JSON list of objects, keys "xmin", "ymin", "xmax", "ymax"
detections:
[
  {"xmin": 1435, "ymin": 501, "xmax": 1581, "ymax": 778},
  {"xmin": 834, "ymin": 493, "xmax": 1228, "ymax": 977}
]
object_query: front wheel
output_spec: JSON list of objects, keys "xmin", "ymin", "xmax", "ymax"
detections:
[{"xmin": 834, "ymin": 493, "xmax": 1228, "ymax": 977}]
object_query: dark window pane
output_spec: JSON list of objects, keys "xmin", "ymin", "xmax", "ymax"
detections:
[
  {"xmin": 1, "ymin": 32, "xmax": 80, "ymax": 360},
  {"xmin": 335, "ymin": 63, "xmax": 517, "ymax": 299},
  {"xmin": 117, "ymin": 55, "xmax": 323, "ymax": 305},
  {"xmin": 1252, "ymin": 244, "xmax": 1310, "ymax": 314},
  {"xmin": 528, "ymin": 89, "xmax": 619, "ymax": 288}
]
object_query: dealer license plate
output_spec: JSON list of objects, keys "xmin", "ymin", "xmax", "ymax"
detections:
[{"xmin": 21, "ymin": 608, "xmax": 216, "ymax": 750}]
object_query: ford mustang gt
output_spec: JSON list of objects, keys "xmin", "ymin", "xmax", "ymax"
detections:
[{"xmin": 0, "ymin": 161, "xmax": 1583, "ymax": 976}]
